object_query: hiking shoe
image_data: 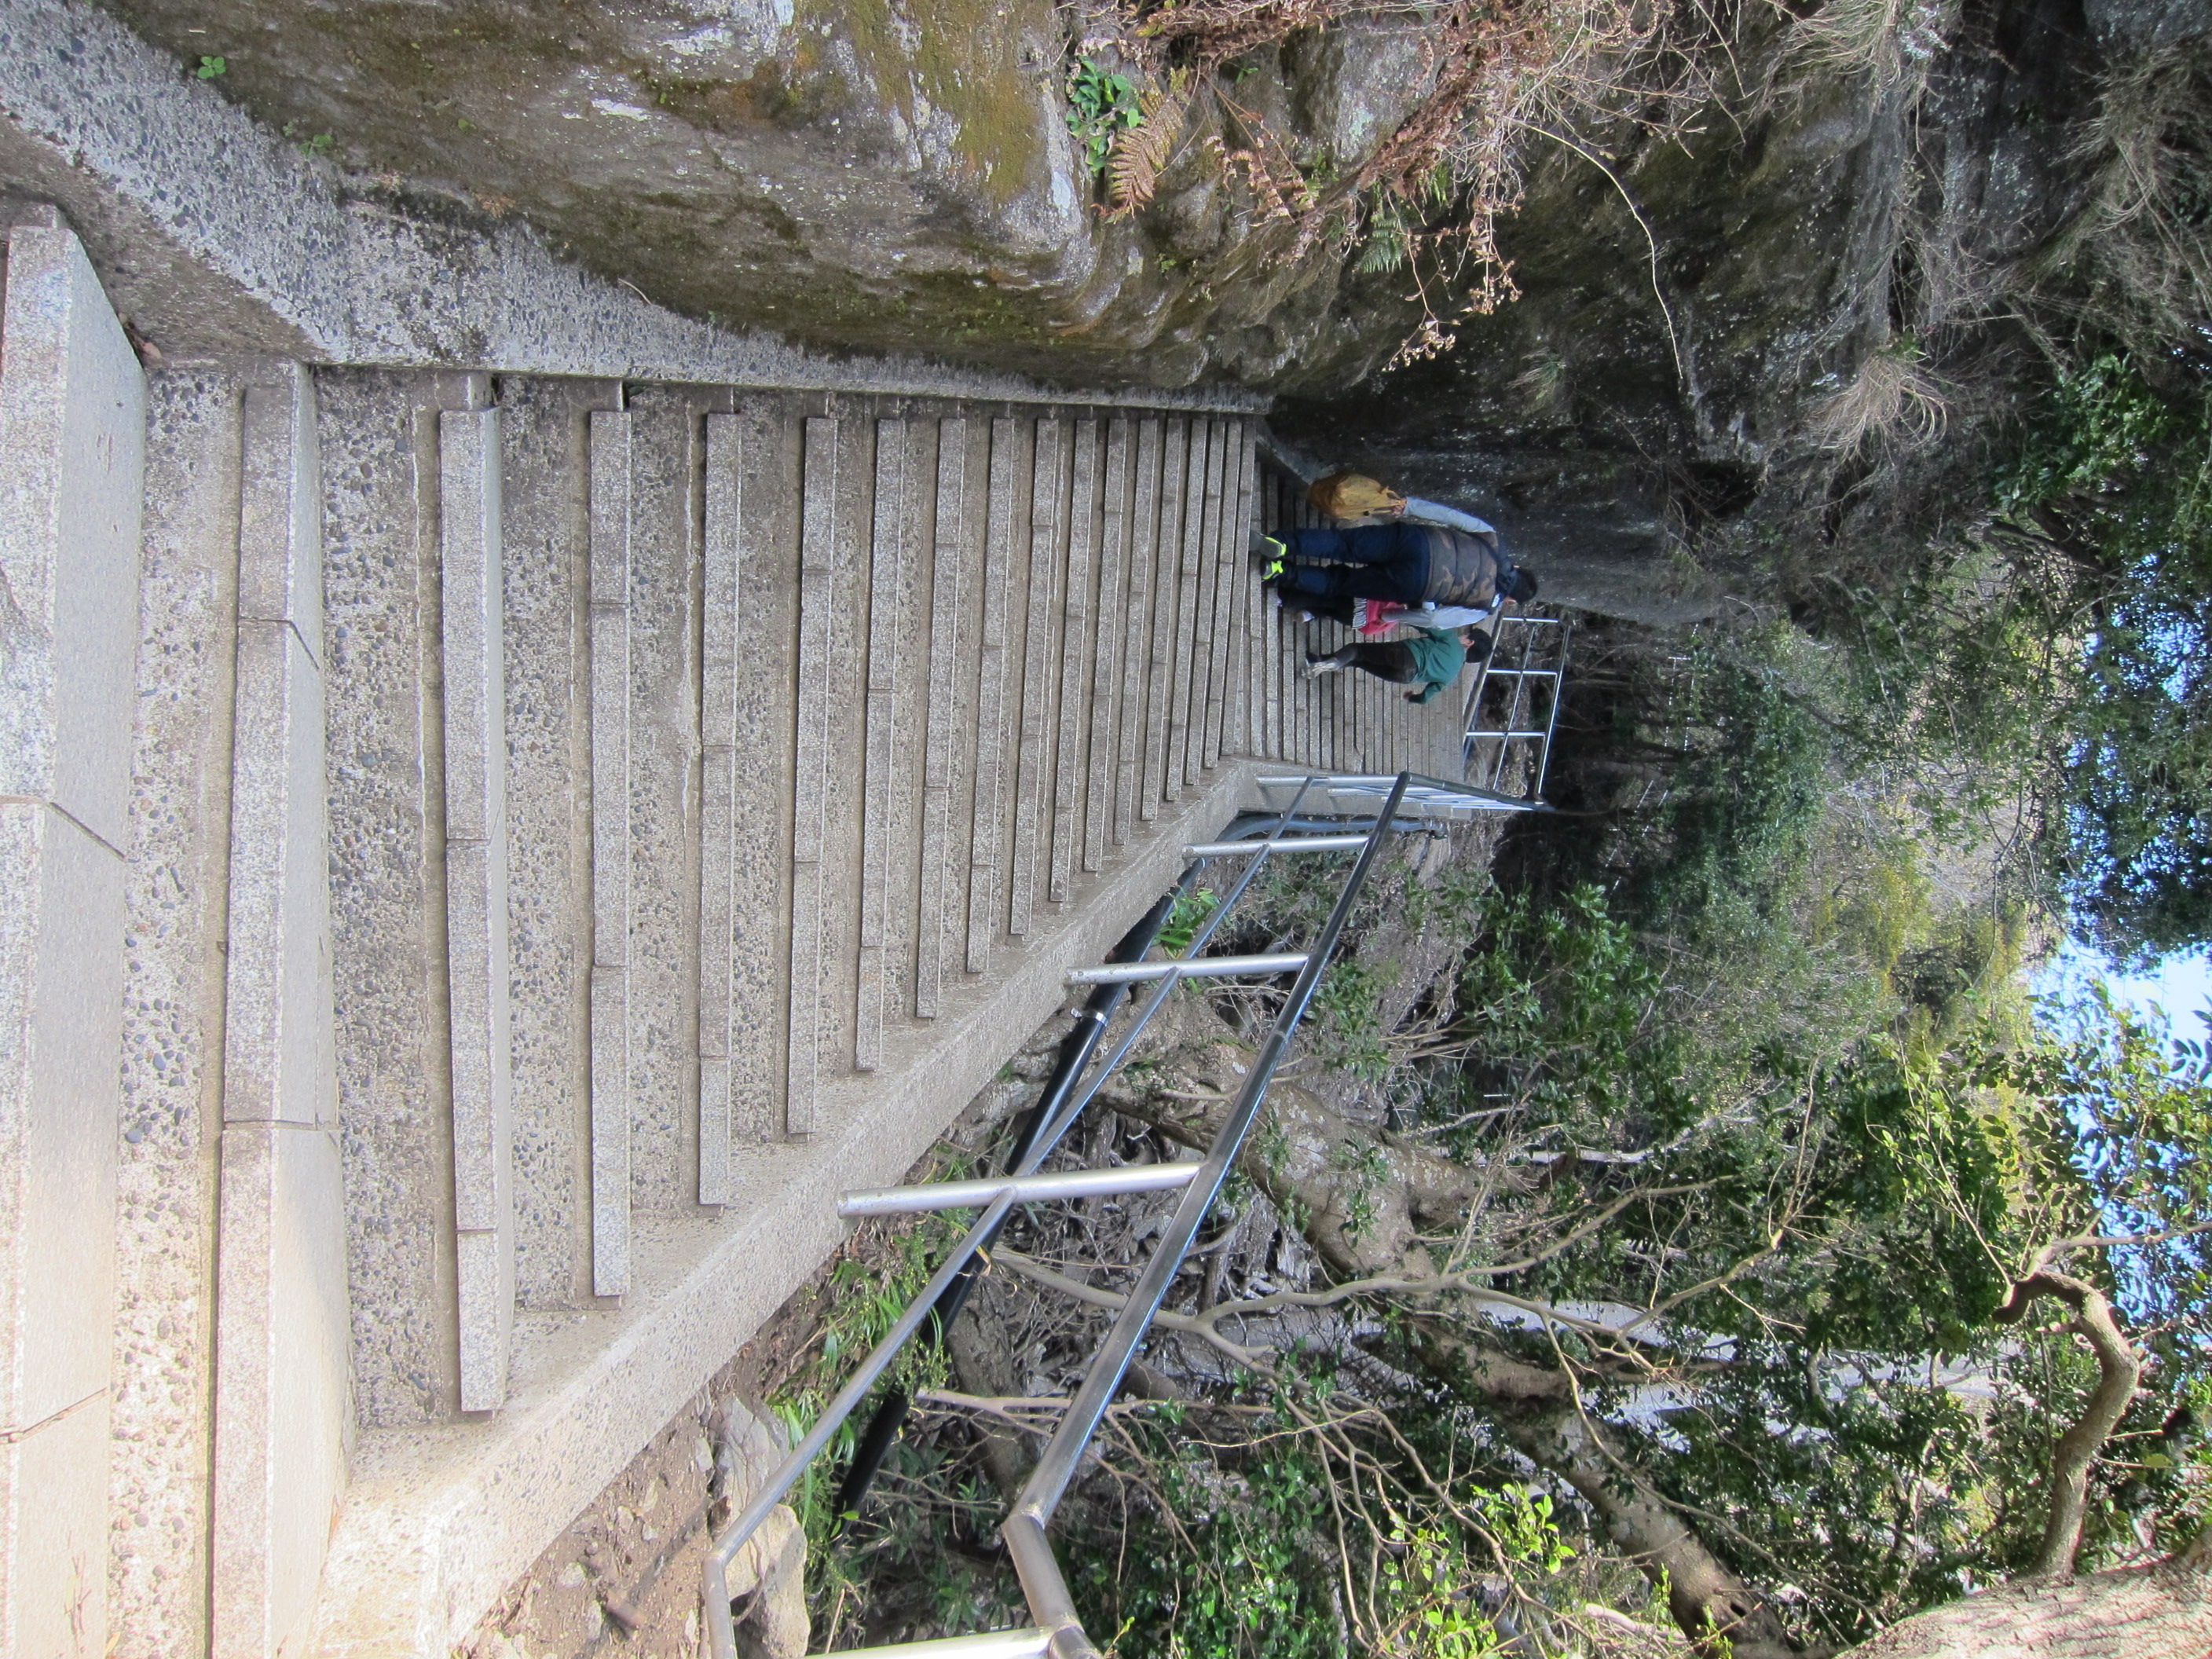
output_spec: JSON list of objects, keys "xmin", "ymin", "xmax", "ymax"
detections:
[
  {"xmin": 1262, "ymin": 558, "xmax": 1285, "ymax": 580},
  {"xmin": 1301, "ymin": 654, "xmax": 1339, "ymax": 679},
  {"xmin": 1250, "ymin": 528, "xmax": 1286, "ymax": 559}
]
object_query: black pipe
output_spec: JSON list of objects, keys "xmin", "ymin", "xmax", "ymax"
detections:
[{"xmin": 830, "ymin": 867, "xmax": 1199, "ymax": 1529}]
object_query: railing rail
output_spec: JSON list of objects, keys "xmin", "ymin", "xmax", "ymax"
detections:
[
  {"xmin": 1461, "ymin": 613, "xmax": 1569, "ymax": 798},
  {"xmin": 703, "ymin": 771, "xmax": 1535, "ymax": 1659}
]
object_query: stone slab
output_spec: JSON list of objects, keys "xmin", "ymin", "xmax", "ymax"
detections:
[
  {"xmin": 1143, "ymin": 418, "xmax": 1188, "ymax": 815},
  {"xmin": 236, "ymin": 363, "xmax": 322, "ymax": 660},
  {"xmin": 1195, "ymin": 418, "xmax": 1230, "ymax": 775},
  {"xmin": 621, "ymin": 388, "xmax": 709, "ymax": 1214},
  {"xmin": 1233, "ymin": 431, "xmax": 1260, "ymax": 758},
  {"xmin": 439, "ymin": 407, "xmax": 514, "ymax": 1410},
  {"xmin": 1009, "ymin": 416, "xmax": 1060, "ymax": 939},
  {"xmin": 965, "ymin": 417, "xmax": 1020, "ymax": 974},
  {"xmin": 439, "ymin": 411, "xmax": 506, "ymax": 848},
  {"xmin": 1113, "ymin": 417, "xmax": 1158, "ymax": 846},
  {"xmin": 786, "ymin": 416, "xmax": 841, "ymax": 1137},
  {"xmin": 1049, "ymin": 417, "xmax": 1097, "ymax": 906},
  {"xmin": 588, "ymin": 409, "xmax": 632, "ymax": 1295},
  {"xmin": 1101, "ymin": 418, "xmax": 1141, "ymax": 858},
  {"xmin": 698, "ymin": 413, "xmax": 741, "ymax": 1203},
  {"xmin": 110, "ymin": 366, "xmax": 244, "ymax": 1659},
  {"xmin": 881, "ymin": 420, "xmax": 933, "ymax": 1039},
  {"xmin": 211, "ymin": 1118, "xmax": 352, "ymax": 1659},
  {"xmin": 0, "ymin": 1383, "xmax": 111, "ymax": 1659},
  {"xmin": 855, "ymin": 418, "xmax": 907, "ymax": 1072},
  {"xmin": 319, "ymin": 368, "xmax": 461, "ymax": 1428},
  {"xmin": 445, "ymin": 836, "xmax": 513, "ymax": 1404},
  {"xmin": 726, "ymin": 401, "xmax": 798, "ymax": 1152},
  {"xmin": 914, "ymin": 417, "xmax": 968, "ymax": 1020},
  {"xmin": 1165, "ymin": 419, "xmax": 1207, "ymax": 799},
  {"xmin": 222, "ymin": 618, "xmax": 335, "ymax": 1130},
  {"xmin": 1084, "ymin": 417, "xmax": 1129, "ymax": 872},
  {"xmin": 588, "ymin": 965, "xmax": 629, "ymax": 1298},
  {"xmin": 810, "ymin": 411, "xmax": 873, "ymax": 1095},
  {"xmin": 0, "ymin": 215, "xmax": 137, "ymax": 1659},
  {"xmin": 498, "ymin": 375, "xmax": 607, "ymax": 1311},
  {"xmin": 0, "ymin": 218, "xmax": 143, "ymax": 854},
  {"xmin": 0, "ymin": 802, "xmax": 126, "ymax": 1427}
]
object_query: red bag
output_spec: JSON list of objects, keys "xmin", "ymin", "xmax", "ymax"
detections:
[{"xmin": 1357, "ymin": 600, "xmax": 1407, "ymax": 637}]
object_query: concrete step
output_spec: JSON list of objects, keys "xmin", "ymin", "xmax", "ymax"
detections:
[
  {"xmin": 304, "ymin": 381, "xmax": 1272, "ymax": 1654},
  {"xmin": 24, "ymin": 220, "xmax": 1270, "ymax": 1652},
  {"xmin": 1048, "ymin": 416, "xmax": 1097, "ymax": 909},
  {"xmin": 112, "ymin": 363, "xmax": 240, "ymax": 1659},
  {"xmin": 1140, "ymin": 417, "xmax": 1185, "ymax": 816},
  {"xmin": 1009, "ymin": 415, "xmax": 1060, "ymax": 939},
  {"xmin": 920, "ymin": 416, "xmax": 988, "ymax": 1009},
  {"xmin": 0, "ymin": 33, "xmax": 1319, "ymax": 1616}
]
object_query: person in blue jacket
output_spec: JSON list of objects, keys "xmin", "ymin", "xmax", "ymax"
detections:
[
  {"xmin": 1254, "ymin": 497, "xmax": 1539, "ymax": 615},
  {"xmin": 1302, "ymin": 625, "xmax": 1478, "ymax": 704}
]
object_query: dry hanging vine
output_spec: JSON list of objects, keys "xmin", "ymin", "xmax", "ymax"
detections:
[{"xmin": 1093, "ymin": 0, "xmax": 1728, "ymax": 369}]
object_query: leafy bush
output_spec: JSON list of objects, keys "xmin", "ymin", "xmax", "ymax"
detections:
[{"xmin": 1064, "ymin": 60, "xmax": 1145, "ymax": 178}]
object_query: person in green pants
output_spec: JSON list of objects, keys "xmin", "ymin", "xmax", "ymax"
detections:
[{"xmin": 1302, "ymin": 625, "xmax": 1477, "ymax": 704}]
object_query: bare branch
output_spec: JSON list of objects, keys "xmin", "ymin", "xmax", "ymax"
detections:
[{"xmin": 2031, "ymin": 1218, "xmax": 2212, "ymax": 1272}]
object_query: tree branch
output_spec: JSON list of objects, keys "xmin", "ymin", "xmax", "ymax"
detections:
[
  {"xmin": 1993, "ymin": 1271, "xmax": 2145, "ymax": 1581},
  {"xmin": 1498, "ymin": 1404, "xmax": 1808, "ymax": 1659}
]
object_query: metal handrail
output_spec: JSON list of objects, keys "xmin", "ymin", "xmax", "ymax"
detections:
[
  {"xmin": 702, "ymin": 771, "xmax": 1520, "ymax": 1659},
  {"xmin": 1460, "ymin": 614, "xmax": 1569, "ymax": 797}
]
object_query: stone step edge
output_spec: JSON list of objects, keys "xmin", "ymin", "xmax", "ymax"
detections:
[{"xmin": 304, "ymin": 759, "xmax": 1269, "ymax": 1659}]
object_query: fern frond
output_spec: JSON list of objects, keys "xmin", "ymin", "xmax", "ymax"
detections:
[
  {"xmin": 1104, "ymin": 90, "xmax": 1185, "ymax": 221},
  {"xmin": 1356, "ymin": 222, "xmax": 1410, "ymax": 275}
]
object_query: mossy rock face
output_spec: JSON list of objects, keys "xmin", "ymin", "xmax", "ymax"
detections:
[
  {"xmin": 101, "ymin": 0, "xmax": 1111, "ymax": 367},
  {"xmin": 91, "ymin": 0, "xmax": 1475, "ymax": 383},
  {"xmin": 97, "ymin": 0, "xmax": 2120, "ymax": 477}
]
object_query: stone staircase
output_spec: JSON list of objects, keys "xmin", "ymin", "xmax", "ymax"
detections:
[{"xmin": 5, "ymin": 207, "xmax": 1467, "ymax": 1659}]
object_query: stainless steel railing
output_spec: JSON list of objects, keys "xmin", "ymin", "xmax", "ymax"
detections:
[
  {"xmin": 1462, "ymin": 613, "xmax": 1569, "ymax": 797},
  {"xmin": 703, "ymin": 771, "xmax": 1538, "ymax": 1659}
]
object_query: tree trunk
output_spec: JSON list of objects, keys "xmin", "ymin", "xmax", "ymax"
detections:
[
  {"xmin": 1837, "ymin": 1536, "xmax": 2212, "ymax": 1659},
  {"xmin": 1497, "ymin": 1404, "xmax": 1807, "ymax": 1659}
]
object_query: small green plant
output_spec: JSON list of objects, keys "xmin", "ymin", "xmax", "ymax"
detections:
[
  {"xmin": 1333, "ymin": 1138, "xmax": 1391, "ymax": 1240},
  {"xmin": 1313, "ymin": 958, "xmax": 1392, "ymax": 1080},
  {"xmin": 302, "ymin": 132, "xmax": 335, "ymax": 158},
  {"xmin": 1474, "ymin": 1485, "xmax": 1576, "ymax": 1575},
  {"xmin": 770, "ymin": 1208, "xmax": 964, "ymax": 1546},
  {"xmin": 194, "ymin": 54, "xmax": 227, "ymax": 79},
  {"xmin": 1157, "ymin": 887, "xmax": 1220, "ymax": 955},
  {"xmin": 1065, "ymin": 59, "xmax": 1144, "ymax": 178},
  {"xmin": 1381, "ymin": 1526, "xmax": 1507, "ymax": 1659}
]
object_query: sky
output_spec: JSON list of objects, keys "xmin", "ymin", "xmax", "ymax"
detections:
[{"xmin": 2038, "ymin": 942, "xmax": 2212, "ymax": 1037}]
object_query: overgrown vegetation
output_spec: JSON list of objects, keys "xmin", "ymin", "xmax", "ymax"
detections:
[
  {"xmin": 1771, "ymin": 42, "xmax": 2212, "ymax": 967},
  {"xmin": 780, "ymin": 749, "xmax": 2207, "ymax": 1654},
  {"xmin": 1063, "ymin": 0, "xmax": 1730, "ymax": 369}
]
